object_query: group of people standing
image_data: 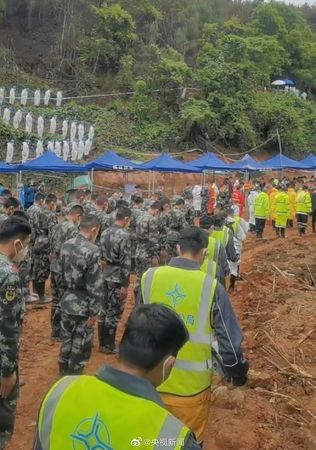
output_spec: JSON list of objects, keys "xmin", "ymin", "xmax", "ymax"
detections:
[{"xmin": 0, "ymin": 172, "xmax": 314, "ymax": 449}]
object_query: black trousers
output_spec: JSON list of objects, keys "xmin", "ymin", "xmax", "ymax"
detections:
[
  {"xmin": 296, "ymin": 213, "xmax": 308, "ymax": 234},
  {"xmin": 255, "ymin": 218, "xmax": 266, "ymax": 237},
  {"xmin": 312, "ymin": 210, "xmax": 316, "ymax": 232}
]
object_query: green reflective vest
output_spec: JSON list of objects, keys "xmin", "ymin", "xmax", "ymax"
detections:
[
  {"xmin": 231, "ymin": 216, "xmax": 240, "ymax": 237},
  {"xmin": 200, "ymin": 258, "xmax": 217, "ymax": 278},
  {"xmin": 211, "ymin": 226, "xmax": 229, "ymax": 247},
  {"xmin": 296, "ymin": 189, "xmax": 312, "ymax": 214},
  {"xmin": 141, "ymin": 266, "xmax": 217, "ymax": 396},
  {"xmin": 254, "ymin": 192, "xmax": 269, "ymax": 219},
  {"xmin": 274, "ymin": 192, "xmax": 289, "ymax": 216},
  {"xmin": 37, "ymin": 375, "xmax": 189, "ymax": 450}
]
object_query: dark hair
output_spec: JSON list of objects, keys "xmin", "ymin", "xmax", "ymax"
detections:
[
  {"xmin": 45, "ymin": 194, "xmax": 57, "ymax": 204},
  {"xmin": 119, "ymin": 304, "xmax": 189, "ymax": 371},
  {"xmin": 116, "ymin": 199, "xmax": 129, "ymax": 209},
  {"xmin": 200, "ymin": 215, "xmax": 213, "ymax": 230},
  {"xmin": 4, "ymin": 197, "xmax": 20, "ymax": 210},
  {"xmin": 84, "ymin": 189, "xmax": 91, "ymax": 195},
  {"xmin": 35, "ymin": 193, "xmax": 45, "ymax": 202},
  {"xmin": 213, "ymin": 211, "xmax": 226, "ymax": 227},
  {"xmin": 1, "ymin": 189, "xmax": 11, "ymax": 197},
  {"xmin": 160, "ymin": 197, "xmax": 170, "ymax": 207},
  {"xmin": 179, "ymin": 227, "xmax": 208, "ymax": 255},
  {"xmin": 91, "ymin": 193, "xmax": 98, "ymax": 201},
  {"xmin": 79, "ymin": 214, "xmax": 101, "ymax": 230},
  {"xmin": 13, "ymin": 210, "xmax": 29, "ymax": 221},
  {"xmin": 150, "ymin": 201, "xmax": 161, "ymax": 211},
  {"xmin": 116, "ymin": 206, "xmax": 132, "ymax": 221},
  {"xmin": 133, "ymin": 196, "xmax": 144, "ymax": 205},
  {"xmin": 69, "ymin": 205, "xmax": 84, "ymax": 215},
  {"xmin": 176, "ymin": 198, "xmax": 185, "ymax": 206},
  {"xmin": 0, "ymin": 216, "xmax": 31, "ymax": 243}
]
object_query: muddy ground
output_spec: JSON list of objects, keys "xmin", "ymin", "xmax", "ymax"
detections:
[{"xmin": 7, "ymin": 226, "xmax": 316, "ymax": 450}]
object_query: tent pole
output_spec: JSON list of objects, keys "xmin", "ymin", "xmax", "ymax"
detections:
[
  {"xmin": 90, "ymin": 169, "xmax": 94, "ymax": 193},
  {"xmin": 276, "ymin": 129, "xmax": 283, "ymax": 179},
  {"xmin": 147, "ymin": 172, "xmax": 151, "ymax": 199},
  {"xmin": 16, "ymin": 173, "xmax": 19, "ymax": 197}
]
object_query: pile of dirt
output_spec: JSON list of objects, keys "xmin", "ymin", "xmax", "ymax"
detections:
[{"xmin": 6, "ymin": 227, "xmax": 316, "ymax": 450}]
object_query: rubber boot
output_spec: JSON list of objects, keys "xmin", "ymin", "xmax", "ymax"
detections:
[
  {"xmin": 102, "ymin": 328, "xmax": 118, "ymax": 355},
  {"xmin": 98, "ymin": 322, "xmax": 106, "ymax": 352},
  {"xmin": 228, "ymin": 275, "xmax": 237, "ymax": 292},
  {"xmin": 281, "ymin": 228, "xmax": 285, "ymax": 238},
  {"xmin": 37, "ymin": 281, "xmax": 45, "ymax": 301},
  {"xmin": 276, "ymin": 227, "xmax": 280, "ymax": 237},
  {"xmin": 59, "ymin": 362, "xmax": 68, "ymax": 377}
]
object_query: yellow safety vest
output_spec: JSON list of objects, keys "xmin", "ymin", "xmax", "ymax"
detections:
[
  {"xmin": 141, "ymin": 266, "xmax": 217, "ymax": 396},
  {"xmin": 231, "ymin": 216, "xmax": 240, "ymax": 237},
  {"xmin": 254, "ymin": 192, "xmax": 269, "ymax": 219},
  {"xmin": 211, "ymin": 226, "xmax": 229, "ymax": 247},
  {"xmin": 37, "ymin": 375, "xmax": 189, "ymax": 450},
  {"xmin": 200, "ymin": 258, "xmax": 217, "ymax": 278},
  {"xmin": 205, "ymin": 236, "xmax": 220, "ymax": 263},
  {"xmin": 296, "ymin": 190, "xmax": 312, "ymax": 214}
]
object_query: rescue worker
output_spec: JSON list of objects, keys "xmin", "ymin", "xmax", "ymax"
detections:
[
  {"xmin": 99, "ymin": 206, "xmax": 132, "ymax": 354},
  {"xmin": 247, "ymin": 186, "xmax": 258, "ymax": 233},
  {"xmin": 0, "ymin": 217, "xmax": 31, "ymax": 448},
  {"xmin": 254, "ymin": 186, "xmax": 269, "ymax": 239},
  {"xmin": 226, "ymin": 208, "xmax": 248, "ymax": 291},
  {"xmin": 165, "ymin": 199, "xmax": 187, "ymax": 261},
  {"xmin": 129, "ymin": 196, "xmax": 144, "ymax": 271},
  {"xmin": 33, "ymin": 304, "xmax": 201, "ymax": 450},
  {"xmin": 140, "ymin": 227, "xmax": 249, "ymax": 444},
  {"xmin": 32, "ymin": 194, "xmax": 58, "ymax": 302},
  {"xmin": 3, "ymin": 198, "xmax": 20, "ymax": 219},
  {"xmin": 58, "ymin": 215, "xmax": 103, "ymax": 375},
  {"xmin": 134, "ymin": 201, "xmax": 160, "ymax": 300},
  {"xmin": 231, "ymin": 184, "xmax": 245, "ymax": 217},
  {"xmin": 88, "ymin": 195, "xmax": 110, "ymax": 245},
  {"xmin": 296, "ymin": 184, "xmax": 312, "ymax": 235},
  {"xmin": 287, "ymin": 182, "xmax": 296, "ymax": 227},
  {"xmin": 274, "ymin": 183, "xmax": 289, "ymax": 238},
  {"xmin": 311, "ymin": 185, "xmax": 316, "ymax": 233},
  {"xmin": 209, "ymin": 211, "xmax": 238, "ymax": 266},
  {"xmin": 269, "ymin": 182, "xmax": 279, "ymax": 228},
  {"xmin": 49, "ymin": 204, "xmax": 84, "ymax": 340}
]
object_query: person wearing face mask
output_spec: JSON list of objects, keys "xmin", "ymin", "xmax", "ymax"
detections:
[
  {"xmin": 140, "ymin": 227, "xmax": 249, "ymax": 445},
  {"xmin": 32, "ymin": 194, "xmax": 58, "ymax": 302},
  {"xmin": 33, "ymin": 304, "xmax": 202, "ymax": 450},
  {"xmin": 99, "ymin": 206, "xmax": 132, "ymax": 354},
  {"xmin": 58, "ymin": 215, "xmax": 103, "ymax": 376},
  {"xmin": 0, "ymin": 216, "xmax": 31, "ymax": 449},
  {"xmin": 49, "ymin": 204, "xmax": 84, "ymax": 341},
  {"xmin": 0, "ymin": 197, "xmax": 21, "ymax": 228}
]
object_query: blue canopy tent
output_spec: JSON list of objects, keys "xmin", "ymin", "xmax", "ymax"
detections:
[
  {"xmin": 19, "ymin": 151, "xmax": 88, "ymax": 172},
  {"xmin": 228, "ymin": 154, "xmax": 261, "ymax": 171},
  {"xmin": 260, "ymin": 154, "xmax": 310, "ymax": 170},
  {"xmin": 0, "ymin": 162, "xmax": 20, "ymax": 173},
  {"xmin": 189, "ymin": 152, "xmax": 230, "ymax": 171},
  {"xmin": 301, "ymin": 154, "xmax": 316, "ymax": 169},
  {"xmin": 138, "ymin": 152, "xmax": 201, "ymax": 173},
  {"xmin": 86, "ymin": 150, "xmax": 136, "ymax": 171}
]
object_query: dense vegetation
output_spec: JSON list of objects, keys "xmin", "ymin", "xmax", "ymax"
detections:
[{"xmin": 1, "ymin": 0, "xmax": 316, "ymax": 158}]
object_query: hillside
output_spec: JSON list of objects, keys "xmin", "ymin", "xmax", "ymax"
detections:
[{"xmin": 1, "ymin": 0, "xmax": 316, "ymax": 160}]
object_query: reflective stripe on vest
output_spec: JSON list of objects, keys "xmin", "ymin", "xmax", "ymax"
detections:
[
  {"xmin": 200, "ymin": 259, "xmax": 217, "ymax": 283},
  {"xmin": 211, "ymin": 227, "xmax": 229, "ymax": 247},
  {"xmin": 38, "ymin": 375, "xmax": 189, "ymax": 450},
  {"xmin": 232, "ymin": 216, "xmax": 240, "ymax": 237},
  {"xmin": 141, "ymin": 266, "xmax": 216, "ymax": 396}
]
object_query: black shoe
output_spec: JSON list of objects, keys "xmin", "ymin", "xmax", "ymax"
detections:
[{"xmin": 102, "ymin": 345, "xmax": 118, "ymax": 355}]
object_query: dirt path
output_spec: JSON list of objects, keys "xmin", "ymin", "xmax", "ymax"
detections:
[{"xmin": 7, "ymin": 227, "xmax": 316, "ymax": 450}]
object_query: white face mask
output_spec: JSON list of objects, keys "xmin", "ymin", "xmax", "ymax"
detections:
[
  {"xmin": 161, "ymin": 356, "xmax": 174, "ymax": 384},
  {"xmin": 13, "ymin": 241, "xmax": 28, "ymax": 263}
]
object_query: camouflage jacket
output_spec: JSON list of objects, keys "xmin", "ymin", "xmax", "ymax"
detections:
[
  {"xmin": 100, "ymin": 225, "xmax": 132, "ymax": 287},
  {"xmin": 157, "ymin": 212, "xmax": 170, "ymax": 248},
  {"xmin": 83, "ymin": 201, "xmax": 97, "ymax": 215},
  {"xmin": 0, "ymin": 254, "xmax": 23, "ymax": 377},
  {"xmin": 33, "ymin": 208, "xmax": 58, "ymax": 254},
  {"xmin": 136, "ymin": 213, "xmax": 160, "ymax": 258},
  {"xmin": 50, "ymin": 219, "xmax": 79, "ymax": 273},
  {"xmin": 166, "ymin": 208, "xmax": 187, "ymax": 243},
  {"xmin": 184, "ymin": 202, "xmax": 195, "ymax": 226},
  {"xmin": 129, "ymin": 208, "xmax": 144, "ymax": 240},
  {"xmin": 59, "ymin": 234, "xmax": 103, "ymax": 317}
]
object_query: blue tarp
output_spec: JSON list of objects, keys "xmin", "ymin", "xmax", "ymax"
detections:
[
  {"xmin": 189, "ymin": 152, "xmax": 229, "ymax": 171},
  {"xmin": 19, "ymin": 151, "xmax": 88, "ymax": 173},
  {"xmin": 86, "ymin": 150, "xmax": 136, "ymax": 170},
  {"xmin": 0, "ymin": 162, "xmax": 19, "ymax": 173},
  {"xmin": 138, "ymin": 152, "xmax": 201, "ymax": 173},
  {"xmin": 228, "ymin": 154, "xmax": 261, "ymax": 171},
  {"xmin": 301, "ymin": 154, "xmax": 316, "ymax": 169},
  {"xmin": 260, "ymin": 154, "xmax": 310, "ymax": 170}
]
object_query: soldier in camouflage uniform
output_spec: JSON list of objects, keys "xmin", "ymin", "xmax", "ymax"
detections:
[
  {"xmin": 50, "ymin": 204, "xmax": 83, "ymax": 340},
  {"xmin": 183, "ymin": 183, "xmax": 193, "ymax": 200},
  {"xmin": 58, "ymin": 215, "xmax": 103, "ymax": 375},
  {"xmin": 88, "ymin": 195, "xmax": 110, "ymax": 245},
  {"xmin": 135, "ymin": 201, "xmax": 160, "ymax": 300},
  {"xmin": 99, "ymin": 206, "xmax": 132, "ymax": 354},
  {"xmin": 157, "ymin": 197, "xmax": 171, "ymax": 255},
  {"xmin": 184, "ymin": 199, "xmax": 195, "ymax": 226},
  {"xmin": 83, "ymin": 191, "xmax": 98, "ymax": 215},
  {"xmin": 165, "ymin": 198, "xmax": 188, "ymax": 260},
  {"xmin": 32, "ymin": 194, "xmax": 58, "ymax": 302},
  {"xmin": 129, "ymin": 196, "xmax": 144, "ymax": 272},
  {"xmin": 0, "ymin": 217, "xmax": 31, "ymax": 448},
  {"xmin": 107, "ymin": 199, "xmax": 129, "ymax": 228}
]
